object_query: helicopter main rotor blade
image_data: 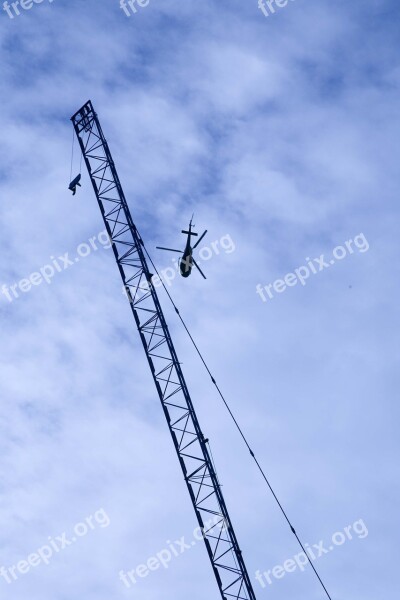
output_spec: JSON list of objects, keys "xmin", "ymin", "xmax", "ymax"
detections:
[
  {"xmin": 192, "ymin": 230, "xmax": 208, "ymax": 249},
  {"xmin": 193, "ymin": 259, "xmax": 207, "ymax": 279},
  {"xmin": 156, "ymin": 247, "xmax": 182, "ymax": 253}
]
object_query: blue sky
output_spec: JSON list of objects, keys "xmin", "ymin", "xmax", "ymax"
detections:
[{"xmin": 0, "ymin": 0, "xmax": 399, "ymax": 598}]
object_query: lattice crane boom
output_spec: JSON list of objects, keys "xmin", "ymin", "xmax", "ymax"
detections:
[{"xmin": 71, "ymin": 100, "xmax": 257, "ymax": 600}]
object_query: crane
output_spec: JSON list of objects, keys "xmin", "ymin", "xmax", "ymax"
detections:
[{"xmin": 71, "ymin": 100, "xmax": 257, "ymax": 600}]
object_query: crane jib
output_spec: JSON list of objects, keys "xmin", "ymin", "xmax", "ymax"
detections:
[{"xmin": 71, "ymin": 100, "xmax": 257, "ymax": 600}]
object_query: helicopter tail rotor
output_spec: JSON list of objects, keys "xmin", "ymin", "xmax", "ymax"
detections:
[{"xmin": 182, "ymin": 213, "xmax": 197, "ymax": 236}]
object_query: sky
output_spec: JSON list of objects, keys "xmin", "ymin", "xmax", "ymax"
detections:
[{"xmin": 0, "ymin": 0, "xmax": 399, "ymax": 599}]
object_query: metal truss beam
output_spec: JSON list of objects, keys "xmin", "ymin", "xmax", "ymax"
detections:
[{"xmin": 71, "ymin": 100, "xmax": 257, "ymax": 600}]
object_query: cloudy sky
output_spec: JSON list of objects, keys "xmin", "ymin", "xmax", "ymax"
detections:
[{"xmin": 0, "ymin": 0, "xmax": 399, "ymax": 598}]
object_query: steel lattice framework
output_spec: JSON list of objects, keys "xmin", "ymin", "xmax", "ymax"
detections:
[{"xmin": 71, "ymin": 101, "xmax": 257, "ymax": 600}]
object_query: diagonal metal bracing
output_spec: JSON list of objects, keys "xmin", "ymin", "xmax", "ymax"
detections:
[{"xmin": 71, "ymin": 100, "xmax": 257, "ymax": 600}]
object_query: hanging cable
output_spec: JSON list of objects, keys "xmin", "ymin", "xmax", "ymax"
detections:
[
  {"xmin": 142, "ymin": 243, "xmax": 333, "ymax": 600},
  {"xmin": 70, "ymin": 125, "xmax": 83, "ymax": 181},
  {"xmin": 70, "ymin": 126, "xmax": 75, "ymax": 182}
]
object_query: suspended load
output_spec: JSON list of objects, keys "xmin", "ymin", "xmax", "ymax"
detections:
[{"xmin": 68, "ymin": 173, "xmax": 81, "ymax": 195}]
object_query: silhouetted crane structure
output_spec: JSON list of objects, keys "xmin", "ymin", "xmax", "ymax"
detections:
[{"xmin": 71, "ymin": 101, "xmax": 257, "ymax": 600}]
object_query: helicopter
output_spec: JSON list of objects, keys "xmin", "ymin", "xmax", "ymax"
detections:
[{"xmin": 157, "ymin": 216, "xmax": 207, "ymax": 279}]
